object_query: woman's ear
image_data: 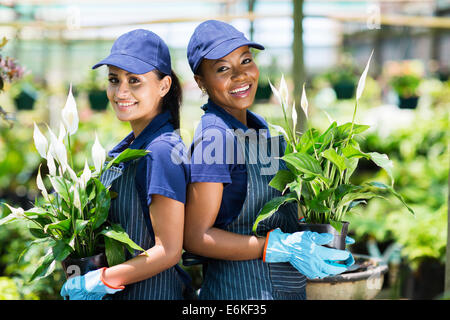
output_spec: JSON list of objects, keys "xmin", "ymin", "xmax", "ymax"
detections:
[
  {"xmin": 160, "ymin": 75, "xmax": 172, "ymax": 98},
  {"xmin": 194, "ymin": 74, "xmax": 206, "ymax": 94}
]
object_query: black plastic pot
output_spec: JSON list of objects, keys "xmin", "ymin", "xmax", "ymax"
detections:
[
  {"xmin": 297, "ymin": 221, "xmax": 349, "ymax": 250},
  {"xmin": 14, "ymin": 87, "xmax": 38, "ymax": 110},
  {"xmin": 88, "ymin": 90, "xmax": 109, "ymax": 111},
  {"xmin": 398, "ymin": 95, "xmax": 418, "ymax": 109},
  {"xmin": 61, "ymin": 252, "xmax": 108, "ymax": 279},
  {"xmin": 332, "ymin": 82, "xmax": 356, "ymax": 100}
]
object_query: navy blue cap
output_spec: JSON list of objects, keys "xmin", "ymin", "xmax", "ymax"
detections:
[
  {"xmin": 187, "ymin": 20, "xmax": 264, "ymax": 74},
  {"xmin": 92, "ymin": 29, "xmax": 171, "ymax": 75}
]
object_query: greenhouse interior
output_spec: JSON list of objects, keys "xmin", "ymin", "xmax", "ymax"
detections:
[{"xmin": 0, "ymin": 0, "xmax": 449, "ymax": 302}]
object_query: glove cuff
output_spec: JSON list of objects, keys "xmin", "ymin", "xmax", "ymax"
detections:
[
  {"xmin": 262, "ymin": 229, "xmax": 274, "ymax": 263},
  {"xmin": 100, "ymin": 267, "xmax": 125, "ymax": 290}
]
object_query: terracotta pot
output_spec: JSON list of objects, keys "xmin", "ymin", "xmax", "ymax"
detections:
[{"xmin": 306, "ymin": 254, "xmax": 388, "ymax": 300}]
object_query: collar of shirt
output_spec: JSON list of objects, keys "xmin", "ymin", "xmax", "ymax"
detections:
[
  {"xmin": 108, "ymin": 110, "xmax": 173, "ymax": 158},
  {"xmin": 201, "ymin": 99, "xmax": 270, "ymax": 136}
]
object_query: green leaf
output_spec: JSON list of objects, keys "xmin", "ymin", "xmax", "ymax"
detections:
[
  {"xmin": 44, "ymin": 219, "xmax": 71, "ymax": 234},
  {"xmin": 100, "ymin": 224, "xmax": 146, "ymax": 253},
  {"xmin": 51, "ymin": 240, "xmax": 73, "ymax": 261},
  {"xmin": 367, "ymin": 152, "xmax": 394, "ymax": 185},
  {"xmin": 282, "ymin": 152, "xmax": 323, "ymax": 176},
  {"xmin": 337, "ymin": 122, "xmax": 370, "ymax": 137},
  {"xmin": 91, "ymin": 178, "xmax": 110, "ymax": 229},
  {"xmin": 330, "ymin": 220, "xmax": 344, "ymax": 234},
  {"xmin": 269, "ymin": 170, "xmax": 295, "ymax": 192},
  {"xmin": 252, "ymin": 192, "xmax": 297, "ymax": 234},
  {"xmin": 29, "ymin": 250, "xmax": 56, "ymax": 282},
  {"xmin": 29, "ymin": 228, "xmax": 47, "ymax": 238},
  {"xmin": 342, "ymin": 144, "xmax": 370, "ymax": 159},
  {"xmin": 48, "ymin": 176, "xmax": 70, "ymax": 204},
  {"xmin": 104, "ymin": 237, "xmax": 126, "ymax": 267},
  {"xmin": 105, "ymin": 148, "xmax": 150, "ymax": 171},
  {"xmin": 322, "ymin": 149, "xmax": 347, "ymax": 175},
  {"xmin": 365, "ymin": 181, "xmax": 415, "ymax": 215}
]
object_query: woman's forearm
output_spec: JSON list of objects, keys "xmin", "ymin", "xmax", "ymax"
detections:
[
  {"xmin": 102, "ymin": 243, "xmax": 181, "ymax": 288},
  {"xmin": 185, "ymin": 227, "xmax": 266, "ymax": 261}
]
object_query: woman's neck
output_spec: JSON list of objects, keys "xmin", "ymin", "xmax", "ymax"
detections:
[{"xmin": 221, "ymin": 105, "xmax": 247, "ymax": 127}]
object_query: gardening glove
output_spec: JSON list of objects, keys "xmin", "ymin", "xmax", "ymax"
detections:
[
  {"xmin": 60, "ymin": 267, "xmax": 124, "ymax": 300},
  {"xmin": 263, "ymin": 228, "xmax": 354, "ymax": 279}
]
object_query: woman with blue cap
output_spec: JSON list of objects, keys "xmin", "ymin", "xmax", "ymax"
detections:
[
  {"xmin": 60, "ymin": 29, "xmax": 191, "ymax": 300},
  {"xmin": 183, "ymin": 20, "xmax": 354, "ymax": 300}
]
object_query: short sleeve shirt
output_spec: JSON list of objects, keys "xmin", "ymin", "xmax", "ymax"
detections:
[
  {"xmin": 189, "ymin": 99, "xmax": 270, "ymax": 228},
  {"xmin": 108, "ymin": 110, "xmax": 189, "ymax": 223}
]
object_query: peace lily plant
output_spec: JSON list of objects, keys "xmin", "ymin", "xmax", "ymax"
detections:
[
  {"xmin": 253, "ymin": 51, "xmax": 414, "ymax": 236},
  {"xmin": 1, "ymin": 85, "xmax": 148, "ymax": 281}
]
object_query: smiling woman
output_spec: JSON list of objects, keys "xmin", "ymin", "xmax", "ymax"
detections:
[
  {"xmin": 59, "ymin": 29, "xmax": 192, "ymax": 300},
  {"xmin": 183, "ymin": 20, "xmax": 353, "ymax": 301}
]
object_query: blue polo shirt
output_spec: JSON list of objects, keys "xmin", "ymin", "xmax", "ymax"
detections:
[
  {"xmin": 108, "ymin": 110, "xmax": 189, "ymax": 221},
  {"xmin": 189, "ymin": 99, "xmax": 270, "ymax": 228}
]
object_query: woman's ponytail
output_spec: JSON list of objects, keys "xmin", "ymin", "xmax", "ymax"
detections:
[{"xmin": 156, "ymin": 70, "xmax": 182, "ymax": 130}]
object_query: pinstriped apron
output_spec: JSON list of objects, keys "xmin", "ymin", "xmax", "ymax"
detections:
[
  {"xmin": 199, "ymin": 134, "xmax": 307, "ymax": 300},
  {"xmin": 100, "ymin": 160, "xmax": 184, "ymax": 300}
]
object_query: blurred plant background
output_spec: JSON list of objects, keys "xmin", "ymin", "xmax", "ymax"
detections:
[{"xmin": 0, "ymin": 0, "xmax": 449, "ymax": 300}]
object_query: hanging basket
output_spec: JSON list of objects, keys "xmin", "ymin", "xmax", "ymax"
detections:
[
  {"xmin": 255, "ymin": 83, "xmax": 272, "ymax": 103},
  {"xmin": 88, "ymin": 89, "xmax": 109, "ymax": 111}
]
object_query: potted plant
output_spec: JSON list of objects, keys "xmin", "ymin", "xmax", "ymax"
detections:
[
  {"xmin": 252, "ymin": 52, "xmax": 414, "ymax": 298},
  {"xmin": 79, "ymin": 70, "xmax": 109, "ymax": 111},
  {"xmin": 323, "ymin": 54, "xmax": 359, "ymax": 100},
  {"xmin": 0, "ymin": 86, "xmax": 148, "ymax": 281},
  {"xmin": 384, "ymin": 60, "xmax": 424, "ymax": 109}
]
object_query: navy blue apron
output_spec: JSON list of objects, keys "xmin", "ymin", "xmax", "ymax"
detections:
[
  {"xmin": 100, "ymin": 126, "xmax": 194, "ymax": 299},
  {"xmin": 196, "ymin": 134, "xmax": 307, "ymax": 300}
]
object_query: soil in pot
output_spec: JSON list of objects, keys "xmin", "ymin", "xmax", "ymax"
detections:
[
  {"xmin": 297, "ymin": 221, "xmax": 349, "ymax": 250},
  {"xmin": 61, "ymin": 252, "xmax": 108, "ymax": 279}
]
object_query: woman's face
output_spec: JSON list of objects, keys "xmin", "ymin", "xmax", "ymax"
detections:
[
  {"xmin": 195, "ymin": 46, "xmax": 259, "ymax": 115},
  {"xmin": 107, "ymin": 66, "xmax": 171, "ymax": 136}
]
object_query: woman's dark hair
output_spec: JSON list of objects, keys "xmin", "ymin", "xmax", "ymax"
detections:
[{"xmin": 155, "ymin": 69, "xmax": 182, "ymax": 130}]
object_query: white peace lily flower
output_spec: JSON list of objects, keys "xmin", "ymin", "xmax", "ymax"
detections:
[
  {"xmin": 46, "ymin": 151, "xmax": 56, "ymax": 176},
  {"xmin": 268, "ymin": 79, "xmax": 281, "ymax": 105},
  {"xmin": 66, "ymin": 165, "xmax": 78, "ymax": 183},
  {"xmin": 356, "ymin": 50, "xmax": 374, "ymax": 101},
  {"xmin": 47, "ymin": 125, "xmax": 68, "ymax": 172},
  {"xmin": 61, "ymin": 84, "xmax": 79, "ymax": 136},
  {"xmin": 269, "ymin": 123, "xmax": 289, "ymax": 139},
  {"xmin": 92, "ymin": 133, "xmax": 106, "ymax": 173},
  {"xmin": 279, "ymin": 74, "xmax": 289, "ymax": 106},
  {"xmin": 3, "ymin": 203, "xmax": 24, "ymax": 219},
  {"xmin": 292, "ymin": 100, "xmax": 297, "ymax": 134},
  {"xmin": 73, "ymin": 187, "xmax": 81, "ymax": 209},
  {"xmin": 300, "ymin": 83, "xmax": 309, "ymax": 120},
  {"xmin": 33, "ymin": 123, "xmax": 48, "ymax": 159},
  {"xmin": 79, "ymin": 160, "xmax": 91, "ymax": 189},
  {"xmin": 58, "ymin": 123, "xmax": 66, "ymax": 142},
  {"xmin": 36, "ymin": 165, "xmax": 49, "ymax": 200}
]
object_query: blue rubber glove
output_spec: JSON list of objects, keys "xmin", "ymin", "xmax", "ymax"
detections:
[
  {"xmin": 263, "ymin": 228, "xmax": 354, "ymax": 279},
  {"xmin": 60, "ymin": 267, "xmax": 124, "ymax": 300}
]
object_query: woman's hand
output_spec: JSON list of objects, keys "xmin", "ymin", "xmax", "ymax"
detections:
[{"xmin": 184, "ymin": 182, "xmax": 266, "ymax": 261}]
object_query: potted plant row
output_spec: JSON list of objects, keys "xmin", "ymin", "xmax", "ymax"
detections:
[
  {"xmin": 0, "ymin": 86, "xmax": 148, "ymax": 282},
  {"xmin": 252, "ymin": 51, "xmax": 414, "ymax": 299}
]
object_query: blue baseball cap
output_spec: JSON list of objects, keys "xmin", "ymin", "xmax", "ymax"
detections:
[
  {"xmin": 92, "ymin": 29, "xmax": 171, "ymax": 75},
  {"xmin": 187, "ymin": 20, "xmax": 264, "ymax": 74}
]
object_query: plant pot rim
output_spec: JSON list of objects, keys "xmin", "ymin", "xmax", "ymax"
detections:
[{"xmin": 307, "ymin": 254, "xmax": 388, "ymax": 284}]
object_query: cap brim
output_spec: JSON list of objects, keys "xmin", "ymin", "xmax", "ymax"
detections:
[
  {"xmin": 204, "ymin": 38, "xmax": 265, "ymax": 61},
  {"xmin": 92, "ymin": 54, "xmax": 156, "ymax": 74}
]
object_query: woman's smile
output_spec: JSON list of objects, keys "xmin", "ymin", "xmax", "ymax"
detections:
[{"xmin": 229, "ymin": 83, "xmax": 252, "ymax": 98}]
